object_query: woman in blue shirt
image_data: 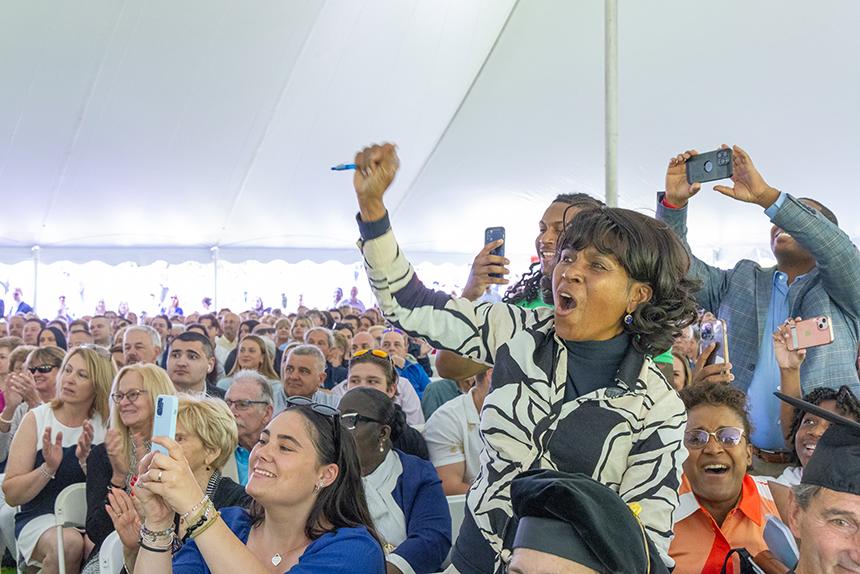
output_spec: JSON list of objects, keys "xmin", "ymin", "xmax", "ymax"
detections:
[
  {"xmin": 131, "ymin": 397, "xmax": 385, "ymax": 574},
  {"xmin": 340, "ymin": 387, "xmax": 451, "ymax": 574}
]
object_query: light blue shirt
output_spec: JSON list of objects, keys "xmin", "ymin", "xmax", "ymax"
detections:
[
  {"xmin": 748, "ymin": 192, "xmax": 805, "ymax": 450},
  {"xmin": 235, "ymin": 446, "xmax": 250, "ymax": 486}
]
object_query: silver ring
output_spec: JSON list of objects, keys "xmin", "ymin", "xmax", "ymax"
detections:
[{"xmin": 157, "ymin": 470, "xmax": 163, "ymax": 482}]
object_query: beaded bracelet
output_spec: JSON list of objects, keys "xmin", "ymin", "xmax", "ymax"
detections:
[
  {"xmin": 39, "ymin": 464, "xmax": 55, "ymax": 480},
  {"xmin": 183, "ymin": 500, "xmax": 215, "ymax": 540},
  {"xmin": 140, "ymin": 523, "xmax": 175, "ymax": 545},
  {"xmin": 189, "ymin": 510, "xmax": 220, "ymax": 540},
  {"xmin": 179, "ymin": 494, "xmax": 210, "ymax": 523}
]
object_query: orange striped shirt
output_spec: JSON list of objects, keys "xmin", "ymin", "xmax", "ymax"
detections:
[{"xmin": 669, "ymin": 473, "xmax": 778, "ymax": 574}]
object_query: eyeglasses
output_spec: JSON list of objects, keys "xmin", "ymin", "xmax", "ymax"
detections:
[
  {"xmin": 29, "ymin": 364, "xmax": 58, "ymax": 374},
  {"xmin": 111, "ymin": 389, "xmax": 149, "ymax": 404},
  {"xmin": 352, "ymin": 349, "xmax": 390, "ymax": 360},
  {"xmin": 684, "ymin": 427, "xmax": 746, "ymax": 449},
  {"xmin": 341, "ymin": 412, "xmax": 386, "ymax": 431},
  {"xmin": 225, "ymin": 399, "xmax": 270, "ymax": 411},
  {"xmin": 284, "ymin": 396, "xmax": 341, "ymax": 460}
]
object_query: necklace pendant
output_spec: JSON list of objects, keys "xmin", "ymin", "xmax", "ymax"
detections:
[{"xmin": 271, "ymin": 553, "xmax": 282, "ymax": 566}]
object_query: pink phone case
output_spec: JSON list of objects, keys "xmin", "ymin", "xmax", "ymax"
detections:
[{"xmin": 788, "ymin": 316, "xmax": 834, "ymax": 350}]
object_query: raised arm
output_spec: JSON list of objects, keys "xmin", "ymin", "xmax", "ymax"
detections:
[
  {"xmin": 656, "ymin": 149, "xmax": 733, "ymax": 313},
  {"xmin": 708, "ymin": 143, "xmax": 860, "ymax": 318},
  {"xmin": 352, "ymin": 143, "xmax": 538, "ymax": 365}
]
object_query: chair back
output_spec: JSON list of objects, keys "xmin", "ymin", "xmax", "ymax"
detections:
[
  {"xmin": 54, "ymin": 483, "xmax": 87, "ymax": 574},
  {"xmin": 99, "ymin": 530, "xmax": 125, "ymax": 574}
]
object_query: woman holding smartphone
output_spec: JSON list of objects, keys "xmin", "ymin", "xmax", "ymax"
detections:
[
  {"xmin": 131, "ymin": 399, "xmax": 385, "ymax": 573},
  {"xmin": 349, "ymin": 143, "xmax": 697, "ymax": 573}
]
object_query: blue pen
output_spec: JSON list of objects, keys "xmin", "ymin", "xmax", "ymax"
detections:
[{"xmin": 330, "ymin": 163, "xmax": 356, "ymax": 171}]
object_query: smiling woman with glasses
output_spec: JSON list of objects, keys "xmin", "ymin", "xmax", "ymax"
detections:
[
  {"xmin": 0, "ymin": 346, "xmax": 65, "ymax": 473},
  {"xmin": 130, "ymin": 392, "xmax": 385, "ymax": 574},
  {"xmin": 670, "ymin": 382, "xmax": 786, "ymax": 573},
  {"xmin": 82, "ymin": 363, "xmax": 177, "ymax": 567}
]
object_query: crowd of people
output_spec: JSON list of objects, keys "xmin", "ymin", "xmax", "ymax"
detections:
[{"xmin": 0, "ymin": 142, "xmax": 857, "ymax": 574}]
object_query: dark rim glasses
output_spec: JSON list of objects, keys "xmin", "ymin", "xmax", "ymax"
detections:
[
  {"xmin": 684, "ymin": 426, "xmax": 745, "ymax": 449},
  {"xmin": 29, "ymin": 364, "xmax": 58, "ymax": 374},
  {"xmin": 341, "ymin": 412, "xmax": 386, "ymax": 431},
  {"xmin": 111, "ymin": 389, "xmax": 149, "ymax": 404},
  {"xmin": 285, "ymin": 396, "xmax": 341, "ymax": 460}
]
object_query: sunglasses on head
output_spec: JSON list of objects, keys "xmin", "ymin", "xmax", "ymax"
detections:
[
  {"xmin": 684, "ymin": 426, "xmax": 746, "ymax": 449},
  {"xmin": 284, "ymin": 396, "xmax": 341, "ymax": 460},
  {"xmin": 29, "ymin": 364, "xmax": 57, "ymax": 374},
  {"xmin": 352, "ymin": 348, "xmax": 390, "ymax": 360}
]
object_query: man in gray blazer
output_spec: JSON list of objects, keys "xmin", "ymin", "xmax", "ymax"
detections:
[{"xmin": 657, "ymin": 145, "xmax": 859, "ymax": 469}]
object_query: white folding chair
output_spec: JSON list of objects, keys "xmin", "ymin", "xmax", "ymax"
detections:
[
  {"xmin": 446, "ymin": 494, "xmax": 466, "ymax": 546},
  {"xmin": 54, "ymin": 483, "xmax": 87, "ymax": 574},
  {"xmin": 99, "ymin": 530, "xmax": 124, "ymax": 574}
]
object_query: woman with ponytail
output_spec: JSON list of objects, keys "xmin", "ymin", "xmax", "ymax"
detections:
[{"xmin": 339, "ymin": 387, "xmax": 450, "ymax": 574}]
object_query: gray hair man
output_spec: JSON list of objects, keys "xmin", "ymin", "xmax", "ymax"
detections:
[
  {"xmin": 276, "ymin": 344, "xmax": 339, "ymax": 413},
  {"xmin": 224, "ymin": 370, "xmax": 274, "ymax": 486},
  {"xmin": 123, "ymin": 325, "xmax": 162, "ymax": 365}
]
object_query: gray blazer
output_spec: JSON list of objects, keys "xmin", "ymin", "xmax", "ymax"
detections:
[{"xmin": 657, "ymin": 193, "xmax": 860, "ymax": 396}]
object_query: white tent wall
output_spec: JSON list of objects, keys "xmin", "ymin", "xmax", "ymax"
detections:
[
  {"xmin": 0, "ymin": 258, "xmax": 486, "ymax": 317},
  {"xmin": 1, "ymin": 1, "xmax": 857, "ymax": 293}
]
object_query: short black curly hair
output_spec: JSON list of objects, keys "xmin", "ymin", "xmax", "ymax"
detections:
[
  {"xmin": 679, "ymin": 382, "xmax": 752, "ymax": 438},
  {"xmin": 556, "ymin": 207, "xmax": 700, "ymax": 355},
  {"xmin": 786, "ymin": 385, "xmax": 860, "ymax": 465}
]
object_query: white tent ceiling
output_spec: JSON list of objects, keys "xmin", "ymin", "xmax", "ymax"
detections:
[{"xmin": 1, "ymin": 0, "xmax": 857, "ymax": 266}]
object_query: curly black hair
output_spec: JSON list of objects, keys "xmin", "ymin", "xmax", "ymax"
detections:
[
  {"xmin": 679, "ymin": 382, "xmax": 752, "ymax": 438},
  {"xmin": 786, "ymin": 385, "xmax": 860, "ymax": 465},
  {"xmin": 556, "ymin": 207, "xmax": 700, "ymax": 355},
  {"xmin": 504, "ymin": 193, "xmax": 604, "ymax": 306}
]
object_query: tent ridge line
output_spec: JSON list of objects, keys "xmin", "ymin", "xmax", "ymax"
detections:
[{"xmin": 390, "ymin": 0, "xmax": 521, "ymax": 217}]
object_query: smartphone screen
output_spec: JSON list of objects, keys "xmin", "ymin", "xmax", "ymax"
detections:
[
  {"xmin": 699, "ymin": 319, "xmax": 729, "ymax": 365},
  {"xmin": 151, "ymin": 394, "xmax": 178, "ymax": 455}
]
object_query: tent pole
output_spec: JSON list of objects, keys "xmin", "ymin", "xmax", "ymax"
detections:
[
  {"xmin": 605, "ymin": 0, "xmax": 618, "ymax": 207},
  {"xmin": 32, "ymin": 246, "xmax": 41, "ymax": 313},
  {"xmin": 211, "ymin": 246, "xmax": 220, "ymax": 311}
]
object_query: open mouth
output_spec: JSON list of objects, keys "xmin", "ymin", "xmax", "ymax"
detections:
[
  {"xmin": 703, "ymin": 464, "xmax": 729, "ymax": 475},
  {"xmin": 556, "ymin": 292, "xmax": 577, "ymax": 313},
  {"xmin": 252, "ymin": 467, "xmax": 277, "ymax": 479}
]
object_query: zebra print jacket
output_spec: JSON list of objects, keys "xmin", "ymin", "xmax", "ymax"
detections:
[{"xmin": 357, "ymin": 212, "xmax": 688, "ymax": 572}]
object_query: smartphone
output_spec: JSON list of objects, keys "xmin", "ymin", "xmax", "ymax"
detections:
[
  {"xmin": 686, "ymin": 148, "xmax": 732, "ymax": 185},
  {"xmin": 151, "ymin": 394, "xmax": 178, "ymax": 455},
  {"xmin": 788, "ymin": 316, "xmax": 834, "ymax": 351},
  {"xmin": 699, "ymin": 319, "xmax": 729, "ymax": 365},
  {"xmin": 484, "ymin": 227, "xmax": 505, "ymax": 278}
]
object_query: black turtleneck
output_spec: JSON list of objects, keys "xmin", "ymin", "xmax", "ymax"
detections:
[{"xmin": 563, "ymin": 332, "xmax": 631, "ymax": 400}]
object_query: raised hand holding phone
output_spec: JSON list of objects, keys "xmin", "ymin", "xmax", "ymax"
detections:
[
  {"xmin": 712, "ymin": 145, "xmax": 780, "ymax": 209},
  {"xmin": 665, "ymin": 149, "xmax": 703, "ymax": 208},
  {"xmin": 460, "ymin": 238, "xmax": 510, "ymax": 301},
  {"xmin": 150, "ymin": 395, "xmax": 178, "ymax": 456}
]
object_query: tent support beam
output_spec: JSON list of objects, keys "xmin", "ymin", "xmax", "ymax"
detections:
[
  {"xmin": 605, "ymin": 0, "xmax": 618, "ymax": 207},
  {"xmin": 211, "ymin": 247, "xmax": 220, "ymax": 312},
  {"xmin": 32, "ymin": 246, "xmax": 41, "ymax": 313}
]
